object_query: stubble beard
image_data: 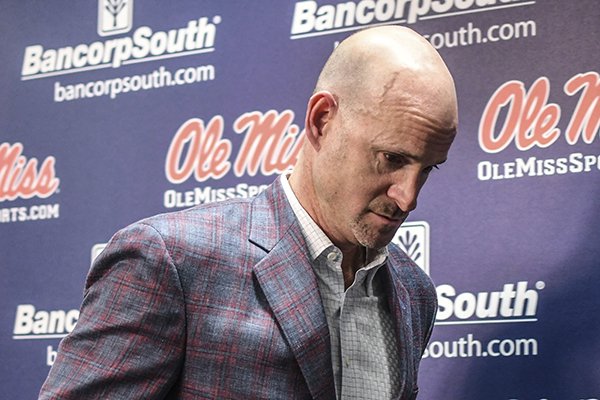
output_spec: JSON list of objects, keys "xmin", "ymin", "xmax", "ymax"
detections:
[
  {"xmin": 350, "ymin": 212, "xmax": 399, "ymax": 250},
  {"xmin": 351, "ymin": 198, "xmax": 406, "ymax": 249}
]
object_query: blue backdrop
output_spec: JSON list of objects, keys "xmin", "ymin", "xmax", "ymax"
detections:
[{"xmin": 1, "ymin": 1, "xmax": 599, "ymax": 398}]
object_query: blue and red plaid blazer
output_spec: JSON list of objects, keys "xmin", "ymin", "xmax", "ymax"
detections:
[{"xmin": 39, "ymin": 178, "xmax": 437, "ymax": 399}]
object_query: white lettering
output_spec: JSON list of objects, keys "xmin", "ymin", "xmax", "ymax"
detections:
[
  {"xmin": 436, "ymin": 281, "xmax": 542, "ymax": 321},
  {"xmin": 14, "ymin": 304, "xmax": 35, "ymax": 335},
  {"xmin": 13, "ymin": 304, "xmax": 79, "ymax": 336},
  {"xmin": 22, "ymin": 45, "xmax": 43, "ymax": 76},
  {"xmin": 290, "ymin": 0, "xmax": 525, "ymax": 38},
  {"xmin": 291, "ymin": 1, "xmax": 318, "ymax": 34},
  {"xmin": 163, "ymin": 184, "xmax": 269, "ymax": 208},
  {"xmin": 46, "ymin": 345, "xmax": 57, "ymax": 366},
  {"xmin": 22, "ymin": 17, "xmax": 218, "ymax": 77}
]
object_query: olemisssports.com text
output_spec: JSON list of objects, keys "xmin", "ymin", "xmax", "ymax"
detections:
[
  {"xmin": 423, "ymin": 334, "xmax": 538, "ymax": 359},
  {"xmin": 54, "ymin": 64, "xmax": 215, "ymax": 102},
  {"xmin": 0, "ymin": 204, "xmax": 60, "ymax": 223}
]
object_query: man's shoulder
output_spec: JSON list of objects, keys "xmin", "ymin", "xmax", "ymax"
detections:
[
  {"xmin": 101, "ymin": 197, "xmax": 255, "ymax": 257},
  {"xmin": 141, "ymin": 196, "xmax": 254, "ymax": 231},
  {"xmin": 136, "ymin": 178, "xmax": 284, "ymax": 235}
]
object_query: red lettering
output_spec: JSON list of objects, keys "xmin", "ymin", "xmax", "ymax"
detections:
[
  {"xmin": 515, "ymin": 77, "xmax": 560, "ymax": 150},
  {"xmin": 0, "ymin": 142, "xmax": 59, "ymax": 201},
  {"xmin": 233, "ymin": 110, "xmax": 304, "ymax": 177},
  {"xmin": 164, "ymin": 116, "xmax": 232, "ymax": 184},
  {"xmin": 479, "ymin": 78, "xmax": 560, "ymax": 153},
  {"xmin": 564, "ymin": 71, "xmax": 600, "ymax": 145},
  {"xmin": 479, "ymin": 80, "xmax": 523, "ymax": 153}
]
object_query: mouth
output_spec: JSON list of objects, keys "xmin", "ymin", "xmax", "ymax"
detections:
[{"xmin": 371, "ymin": 211, "xmax": 406, "ymax": 227}]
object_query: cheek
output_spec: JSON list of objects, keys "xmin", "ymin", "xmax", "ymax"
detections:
[{"xmin": 348, "ymin": 187, "xmax": 382, "ymax": 214}]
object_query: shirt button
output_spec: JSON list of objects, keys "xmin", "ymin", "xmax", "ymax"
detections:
[{"xmin": 327, "ymin": 252, "xmax": 338, "ymax": 262}]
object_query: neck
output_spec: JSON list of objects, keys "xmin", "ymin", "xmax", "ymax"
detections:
[
  {"xmin": 288, "ymin": 164, "xmax": 367, "ymax": 288},
  {"xmin": 340, "ymin": 245, "xmax": 366, "ymax": 289}
]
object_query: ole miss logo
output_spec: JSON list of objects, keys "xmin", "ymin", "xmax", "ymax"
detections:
[{"xmin": 0, "ymin": 142, "xmax": 60, "ymax": 202}]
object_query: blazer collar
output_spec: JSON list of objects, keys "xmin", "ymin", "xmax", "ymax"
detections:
[
  {"xmin": 249, "ymin": 177, "xmax": 336, "ymax": 400},
  {"xmin": 384, "ymin": 255, "xmax": 417, "ymax": 398},
  {"xmin": 249, "ymin": 179, "xmax": 416, "ymax": 399}
]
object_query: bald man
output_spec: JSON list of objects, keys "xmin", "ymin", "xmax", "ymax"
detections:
[{"xmin": 40, "ymin": 27, "xmax": 457, "ymax": 400}]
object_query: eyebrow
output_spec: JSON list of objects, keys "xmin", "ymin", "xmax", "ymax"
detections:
[{"xmin": 391, "ymin": 150, "xmax": 448, "ymax": 166}]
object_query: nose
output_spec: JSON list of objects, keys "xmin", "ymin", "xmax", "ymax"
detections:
[{"xmin": 387, "ymin": 175, "xmax": 420, "ymax": 213}]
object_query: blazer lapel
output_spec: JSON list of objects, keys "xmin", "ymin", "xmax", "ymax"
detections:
[
  {"xmin": 384, "ymin": 261, "xmax": 416, "ymax": 399},
  {"xmin": 249, "ymin": 178, "xmax": 335, "ymax": 400}
]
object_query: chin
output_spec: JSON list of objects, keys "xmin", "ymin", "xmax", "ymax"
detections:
[
  {"xmin": 356, "ymin": 232, "xmax": 395, "ymax": 250},
  {"xmin": 352, "ymin": 220, "xmax": 398, "ymax": 249}
]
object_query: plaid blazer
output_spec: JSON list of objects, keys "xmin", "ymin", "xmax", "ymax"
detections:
[{"xmin": 39, "ymin": 178, "xmax": 437, "ymax": 400}]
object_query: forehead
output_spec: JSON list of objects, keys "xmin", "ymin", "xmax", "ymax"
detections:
[{"xmin": 343, "ymin": 93, "xmax": 457, "ymax": 159}]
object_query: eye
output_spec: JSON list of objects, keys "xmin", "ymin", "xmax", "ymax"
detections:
[{"xmin": 383, "ymin": 152, "xmax": 405, "ymax": 166}]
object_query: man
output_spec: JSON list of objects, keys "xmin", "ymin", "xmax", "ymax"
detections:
[{"xmin": 40, "ymin": 26, "xmax": 457, "ymax": 399}]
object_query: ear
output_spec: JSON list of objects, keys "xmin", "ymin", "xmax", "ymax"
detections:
[{"xmin": 304, "ymin": 91, "xmax": 337, "ymax": 152}]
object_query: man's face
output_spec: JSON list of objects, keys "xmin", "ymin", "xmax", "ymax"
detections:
[{"xmin": 311, "ymin": 89, "xmax": 457, "ymax": 250}]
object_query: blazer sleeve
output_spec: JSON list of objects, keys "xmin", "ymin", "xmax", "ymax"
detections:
[{"xmin": 39, "ymin": 222, "xmax": 186, "ymax": 400}]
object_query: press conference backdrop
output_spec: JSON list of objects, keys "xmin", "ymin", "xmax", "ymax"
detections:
[{"xmin": 1, "ymin": 1, "xmax": 599, "ymax": 398}]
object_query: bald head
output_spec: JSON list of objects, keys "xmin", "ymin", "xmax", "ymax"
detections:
[
  {"xmin": 290, "ymin": 25, "xmax": 458, "ymax": 254},
  {"xmin": 315, "ymin": 26, "xmax": 457, "ymax": 116}
]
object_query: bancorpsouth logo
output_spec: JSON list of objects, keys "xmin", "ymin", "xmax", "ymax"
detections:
[
  {"xmin": 436, "ymin": 280, "xmax": 544, "ymax": 324},
  {"xmin": 21, "ymin": 3, "xmax": 220, "ymax": 80},
  {"xmin": 290, "ymin": 0, "xmax": 535, "ymax": 39},
  {"xmin": 393, "ymin": 221, "xmax": 430, "ymax": 275},
  {"xmin": 91, "ymin": 243, "xmax": 107, "ymax": 265},
  {"xmin": 13, "ymin": 304, "xmax": 79, "ymax": 340},
  {"xmin": 97, "ymin": 0, "xmax": 134, "ymax": 37}
]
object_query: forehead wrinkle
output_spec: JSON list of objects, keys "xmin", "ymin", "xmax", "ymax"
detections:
[
  {"xmin": 404, "ymin": 110, "xmax": 457, "ymax": 144},
  {"xmin": 362, "ymin": 110, "xmax": 456, "ymax": 167},
  {"xmin": 348, "ymin": 94, "xmax": 457, "ymax": 144},
  {"xmin": 385, "ymin": 88, "xmax": 457, "ymax": 133}
]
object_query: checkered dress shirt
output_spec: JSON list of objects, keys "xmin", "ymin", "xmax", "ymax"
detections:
[{"xmin": 281, "ymin": 175, "xmax": 401, "ymax": 400}]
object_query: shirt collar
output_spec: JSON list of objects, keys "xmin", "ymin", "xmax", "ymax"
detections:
[{"xmin": 280, "ymin": 173, "xmax": 332, "ymax": 260}]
